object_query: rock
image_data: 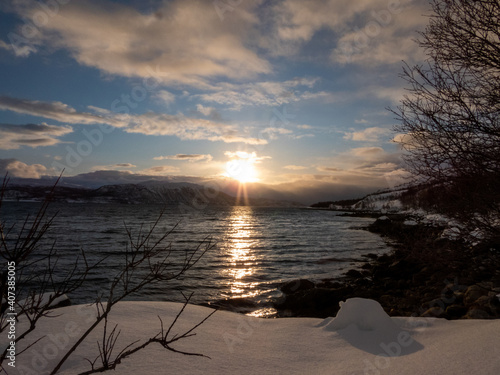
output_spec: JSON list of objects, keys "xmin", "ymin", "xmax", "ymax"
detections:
[
  {"xmin": 345, "ymin": 269, "xmax": 363, "ymax": 278},
  {"xmin": 445, "ymin": 305, "xmax": 468, "ymax": 318},
  {"xmin": 465, "ymin": 308, "xmax": 490, "ymax": 319},
  {"xmin": 403, "ymin": 220, "xmax": 418, "ymax": 226},
  {"xmin": 464, "ymin": 285, "xmax": 489, "ymax": 306},
  {"xmin": 280, "ymin": 279, "xmax": 315, "ymax": 294},
  {"xmin": 475, "ymin": 295, "xmax": 492, "ymax": 307},
  {"xmin": 420, "ymin": 306, "xmax": 445, "ymax": 318},
  {"xmin": 275, "ymin": 287, "xmax": 353, "ymax": 318}
]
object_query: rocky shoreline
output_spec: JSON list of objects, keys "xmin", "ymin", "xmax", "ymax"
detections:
[{"xmin": 273, "ymin": 214, "xmax": 500, "ymax": 319}]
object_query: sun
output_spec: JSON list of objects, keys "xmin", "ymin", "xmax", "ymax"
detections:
[{"xmin": 225, "ymin": 158, "xmax": 258, "ymax": 183}]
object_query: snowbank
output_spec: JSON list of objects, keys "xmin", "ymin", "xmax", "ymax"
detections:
[{"xmin": 5, "ymin": 298, "xmax": 500, "ymax": 375}]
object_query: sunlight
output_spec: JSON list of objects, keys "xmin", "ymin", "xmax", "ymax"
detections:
[
  {"xmin": 222, "ymin": 208, "xmax": 260, "ymax": 299},
  {"xmin": 225, "ymin": 159, "xmax": 258, "ymax": 183}
]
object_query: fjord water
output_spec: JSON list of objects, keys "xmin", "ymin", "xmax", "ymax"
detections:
[{"xmin": 2, "ymin": 203, "xmax": 390, "ymax": 313}]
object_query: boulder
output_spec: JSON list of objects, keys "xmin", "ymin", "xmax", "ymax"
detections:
[
  {"xmin": 420, "ymin": 306, "xmax": 445, "ymax": 318},
  {"xmin": 345, "ymin": 269, "xmax": 363, "ymax": 278},
  {"xmin": 280, "ymin": 279, "xmax": 315, "ymax": 295},
  {"xmin": 445, "ymin": 305, "xmax": 468, "ymax": 319},
  {"xmin": 464, "ymin": 285, "xmax": 489, "ymax": 306},
  {"xmin": 465, "ymin": 308, "xmax": 490, "ymax": 319}
]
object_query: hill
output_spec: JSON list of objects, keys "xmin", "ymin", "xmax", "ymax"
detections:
[{"xmin": 1, "ymin": 182, "xmax": 304, "ymax": 207}]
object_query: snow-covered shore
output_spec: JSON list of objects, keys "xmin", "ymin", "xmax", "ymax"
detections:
[{"xmin": 6, "ymin": 298, "xmax": 500, "ymax": 375}]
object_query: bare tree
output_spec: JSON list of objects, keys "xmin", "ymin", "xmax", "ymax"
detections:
[
  {"xmin": 0, "ymin": 175, "xmax": 215, "ymax": 374},
  {"xmin": 393, "ymin": 0, "xmax": 500, "ymax": 241}
]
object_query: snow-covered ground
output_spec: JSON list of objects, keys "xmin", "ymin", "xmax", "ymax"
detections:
[{"xmin": 5, "ymin": 298, "xmax": 500, "ymax": 375}]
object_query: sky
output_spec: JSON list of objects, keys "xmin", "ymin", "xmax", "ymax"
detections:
[{"xmin": 0, "ymin": 0, "xmax": 431, "ymax": 202}]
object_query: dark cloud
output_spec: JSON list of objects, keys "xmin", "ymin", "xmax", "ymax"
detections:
[{"xmin": 0, "ymin": 122, "xmax": 73, "ymax": 149}]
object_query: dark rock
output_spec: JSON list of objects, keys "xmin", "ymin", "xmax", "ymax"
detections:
[
  {"xmin": 464, "ymin": 285, "xmax": 489, "ymax": 306},
  {"xmin": 465, "ymin": 308, "xmax": 490, "ymax": 319},
  {"xmin": 274, "ymin": 287, "xmax": 353, "ymax": 318},
  {"xmin": 421, "ymin": 306, "xmax": 445, "ymax": 318},
  {"xmin": 279, "ymin": 279, "xmax": 315, "ymax": 295},
  {"xmin": 345, "ymin": 269, "xmax": 363, "ymax": 278},
  {"xmin": 445, "ymin": 305, "xmax": 468, "ymax": 318}
]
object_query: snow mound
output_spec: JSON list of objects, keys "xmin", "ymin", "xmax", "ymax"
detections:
[
  {"xmin": 321, "ymin": 298, "xmax": 397, "ymax": 332},
  {"xmin": 319, "ymin": 298, "xmax": 424, "ymax": 357}
]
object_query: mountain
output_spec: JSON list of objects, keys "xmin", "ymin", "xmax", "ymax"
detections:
[
  {"xmin": 310, "ymin": 184, "xmax": 417, "ymax": 212},
  {"xmin": 1, "ymin": 182, "xmax": 304, "ymax": 207}
]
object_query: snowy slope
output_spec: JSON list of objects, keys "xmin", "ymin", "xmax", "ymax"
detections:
[{"xmin": 5, "ymin": 299, "xmax": 500, "ymax": 375}]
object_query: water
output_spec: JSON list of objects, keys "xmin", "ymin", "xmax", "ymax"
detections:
[{"xmin": 1, "ymin": 202, "xmax": 390, "ymax": 315}]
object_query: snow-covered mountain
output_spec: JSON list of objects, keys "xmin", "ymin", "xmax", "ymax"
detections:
[{"xmin": 2, "ymin": 182, "xmax": 304, "ymax": 207}]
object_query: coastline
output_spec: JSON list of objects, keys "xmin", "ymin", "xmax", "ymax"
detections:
[{"xmin": 273, "ymin": 214, "xmax": 500, "ymax": 319}]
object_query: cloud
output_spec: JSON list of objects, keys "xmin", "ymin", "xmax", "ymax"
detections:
[
  {"xmin": 0, "ymin": 95, "xmax": 266, "ymax": 145},
  {"xmin": 316, "ymin": 146, "xmax": 403, "ymax": 186},
  {"xmin": 0, "ymin": 159, "xmax": 47, "ymax": 178},
  {"xmin": 284, "ymin": 165, "xmax": 307, "ymax": 170},
  {"xmin": 90, "ymin": 163, "xmax": 137, "ymax": 171},
  {"xmin": 154, "ymin": 90, "xmax": 175, "ymax": 105},
  {"xmin": 0, "ymin": 123, "xmax": 73, "ymax": 149},
  {"xmin": 153, "ymin": 154, "xmax": 213, "ymax": 162},
  {"xmin": 224, "ymin": 151, "xmax": 271, "ymax": 164},
  {"xmin": 198, "ymin": 78, "xmax": 328, "ymax": 110},
  {"xmin": 140, "ymin": 165, "xmax": 180, "ymax": 176},
  {"xmin": 0, "ymin": 38, "xmax": 37, "ymax": 57},
  {"xmin": 122, "ymin": 111, "xmax": 267, "ymax": 144},
  {"xmin": 0, "ymin": 96, "xmax": 124, "ymax": 126},
  {"xmin": 268, "ymin": 0, "xmax": 427, "ymax": 65},
  {"xmin": 343, "ymin": 126, "xmax": 391, "ymax": 142},
  {"xmin": 329, "ymin": 1, "xmax": 428, "ymax": 65},
  {"xmin": 12, "ymin": 0, "xmax": 270, "ymax": 87},
  {"xmin": 261, "ymin": 127, "xmax": 293, "ymax": 140},
  {"xmin": 196, "ymin": 104, "xmax": 215, "ymax": 116}
]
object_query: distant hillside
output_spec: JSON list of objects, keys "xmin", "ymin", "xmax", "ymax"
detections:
[
  {"xmin": 2, "ymin": 182, "xmax": 304, "ymax": 207},
  {"xmin": 310, "ymin": 184, "xmax": 427, "ymax": 212}
]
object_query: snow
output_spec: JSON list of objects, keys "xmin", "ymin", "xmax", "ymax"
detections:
[
  {"xmin": 5, "ymin": 298, "xmax": 500, "ymax": 375},
  {"xmin": 402, "ymin": 220, "xmax": 418, "ymax": 226}
]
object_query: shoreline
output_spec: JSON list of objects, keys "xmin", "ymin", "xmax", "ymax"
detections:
[{"xmin": 272, "ymin": 213, "xmax": 500, "ymax": 319}]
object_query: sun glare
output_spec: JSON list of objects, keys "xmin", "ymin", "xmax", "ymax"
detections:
[
  {"xmin": 225, "ymin": 151, "xmax": 259, "ymax": 183},
  {"xmin": 225, "ymin": 159, "xmax": 258, "ymax": 183}
]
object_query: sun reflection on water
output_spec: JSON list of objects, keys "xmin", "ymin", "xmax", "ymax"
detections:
[{"xmin": 223, "ymin": 207, "xmax": 261, "ymax": 299}]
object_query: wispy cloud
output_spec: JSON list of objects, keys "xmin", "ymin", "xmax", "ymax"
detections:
[
  {"xmin": 343, "ymin": 126, "xmax": 391, "ymax": 142},
  {"xmin": 154, "ymin": 90, "xmax": 176, "ymax": 105},
  {"xmin": 0, "ymin": 38, "xmax": 37, "ymax": 57},
  {"xmin": 284, "ymin": 165, "xmax": 307, "ymax": 170},
  {"xmin": 315, "ymin": 146, "xmax": 404, "ymax": 186},
  {"xmin": 90, "ymin": 163, "xmax": 137, "ymax": 171},
  {"xmin": 153, "ymin": 154, "xmax": 213, "ymax": 162},
  {"xmin": 140, "ymin": 165, "xmax": 180, "ymax": 175},
  {"xmin": 0, "ymin": 96, "xmax": 123, "ymax": 126},
  {"xmin": 0, "ymin": 123, "xmax": 73, "ymax": 149},
  {"xmin": 198, "ymin": 78, "xmax": 328, "ymax": 110},
  {"xmin": 271, "ymin": 0, "xmax": 428, "ymax": 65},
  {"xmin": 0, "ymin": 95, "xmax": 267, "ymax": 145}
]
